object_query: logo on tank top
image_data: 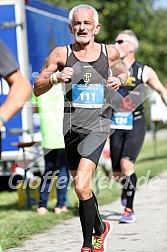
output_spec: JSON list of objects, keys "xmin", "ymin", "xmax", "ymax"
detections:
[
  {"xmin": 84, "ymin": 73, "xmax": 92, "ymax": 83},
  {"xmin": 125, "ymin": 70, "xmax": 136, "ymax": 86}
]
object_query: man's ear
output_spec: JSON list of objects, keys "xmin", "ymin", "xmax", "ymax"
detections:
[
  {"xmin": 129, "ymin": 43, "xmax": 136, "ymax": 52},
  {"xmin": 94, "ymin": 24, "xmax": 101, "ymax": 35},
  {"xmin": 69, "ymin": 24, "xmax": 73, "ymax": 34}
]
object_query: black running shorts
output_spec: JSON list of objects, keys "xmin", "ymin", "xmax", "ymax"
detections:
[
  {"xmin": 110, "ymin": 114, "xmax": 146, "ymax": 172},
  {"xmin": 64, "ymin": 131, "xmax": 108, "ymax": 170}
]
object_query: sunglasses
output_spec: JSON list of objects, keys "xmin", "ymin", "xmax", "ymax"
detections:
[
  {"xmin": 114, "ymin": 40, "xmax": 133, "ymax": 45},
  {"xmin": 114, "ymin": 40, "xmax": 124, "ymax": 44}
]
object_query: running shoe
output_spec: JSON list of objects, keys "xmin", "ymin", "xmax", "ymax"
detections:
[
  {"xmin": 81, "ymin": 248, "xmax": 92, "ymax": 252},
  {"xmin": 93, "ymin": 221, "xmax": 113, "ymax": 252},
  {"xmin": 119, "ymin": 208, "xmax": 136, "ymax": 223},
  {"xmin": 121, "ymin": 190, "xmax": 127, "ymax": 207}
]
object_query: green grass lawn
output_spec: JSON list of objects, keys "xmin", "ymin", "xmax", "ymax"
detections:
[{"xmin": 0, "ymin": 137, "xmax": 167, "ymax": 250}]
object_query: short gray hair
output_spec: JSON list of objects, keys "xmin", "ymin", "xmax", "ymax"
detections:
[
  {"xmin": 69, "ymin": 4, "xmax": 99, "ymax": 26},
  {"xmin": 118, "ymin": 30, "xmax": 139, "ymax": 50}
]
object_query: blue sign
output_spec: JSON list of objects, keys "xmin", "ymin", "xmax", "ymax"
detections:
[
  {"xmin": 26, "ymin": 0, "xmax": 72, "ymax": 83},
  {"xmin": 0, "ymin": 0, "xmax": 73, "ymax": 153},
  {"xmin": 0, "ymin": 4, "xmax": 22, "ymax": 152}
]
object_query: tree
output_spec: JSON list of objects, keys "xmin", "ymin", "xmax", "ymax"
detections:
[{"xmin": 137, "ymin": 9, "xmax": 167, "ymax": 81}]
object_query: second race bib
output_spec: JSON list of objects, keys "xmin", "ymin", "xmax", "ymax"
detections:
[{"xmin": 111, "ymin": 112, "xmax": 133, "ymax": 130}]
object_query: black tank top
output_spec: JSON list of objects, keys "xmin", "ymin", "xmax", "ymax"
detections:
[
  {"xmin": 112, "ymin": 61, "xmax": 145, "ymax": 114},
  {"xmin": 63, "ymin": 44, "xmax": 112, "ymax": 135}
]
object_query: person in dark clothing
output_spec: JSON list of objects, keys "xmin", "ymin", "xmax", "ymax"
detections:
[
  {"xmin": 110, "ymin": 30, "xmax": 167, "ymax": 223},
  {"xmin": 32, "ymin": 85, "xmax": 69, "ymax": 215},
  {"xmin": 0, "ymin": 39, "xmax": 32, "ymax": 157},
  {"xmin": 34, "ymin": 5, "xmax": 128, "ymax": 251}
]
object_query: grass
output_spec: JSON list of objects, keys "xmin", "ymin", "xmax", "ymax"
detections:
[
  {"xmin": 136, "ymin": 138, "xmax": 167, "ymax": 178},
  {"xmin": 0, "ymin": 136, "xmax": 167, "ymax": 250}
]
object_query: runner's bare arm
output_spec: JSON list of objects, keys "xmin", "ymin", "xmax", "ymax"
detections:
[
  {"xmin": 143, "ymin": 65, "xmax": 167, "ymax": 106},
  {"xmin": 106, "ymin": 45, "xmax": 128, "ymax": 91},
  {"xmin": 33, "ymin": 47, "xmax": 74, "ymax": 96}
]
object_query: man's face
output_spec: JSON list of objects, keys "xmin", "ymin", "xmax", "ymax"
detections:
[
  {"xmin": 114, "ymin": 34, "xmax": 135, "ymax": 59},
  {"xmin": 69, "ymin": 8, "xmax": 100, "ymax": 44}
]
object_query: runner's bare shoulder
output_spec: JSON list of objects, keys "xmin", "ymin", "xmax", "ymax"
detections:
[{"xmin": 106, "ymin": 44, "xmax": 120, "ymax": 62}]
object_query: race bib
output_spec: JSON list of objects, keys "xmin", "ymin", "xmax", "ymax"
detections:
[
  {"xmin": 111, "ymin": 112, "xmax": 133, "ymax": 130},
  {"xmin": 72, "ymin": 84, "xmax": 104, "ymax": 108}
]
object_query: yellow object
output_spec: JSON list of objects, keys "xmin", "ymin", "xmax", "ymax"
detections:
[{"xmin": 17, "ymin": 177, "xmax": 57, "ymax": 207}]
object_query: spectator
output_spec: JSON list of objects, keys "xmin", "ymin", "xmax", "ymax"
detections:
[{"xmin": 32, "ymin": 84, "xmax": 70, "ymax": 215}]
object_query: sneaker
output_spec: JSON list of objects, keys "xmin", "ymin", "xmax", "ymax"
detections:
[
  {"xmin": 81, "ymin": 248, "xmax": 92, "ymax": 252},
  {"xmin": 36, "ymin": 207, "xmax": 48, "ymax": 216},
  {"xmin": 93, "ymin": 221, "xmax": 113, "ymax": 252},
  {"xmin": 119, "ymin": 208, "xmax": 136, "ymax": 223},
  {"xmin": 121, "ymin": 190, "xmax": 127, "ymax": 207}
]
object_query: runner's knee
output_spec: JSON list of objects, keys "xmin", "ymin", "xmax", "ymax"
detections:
[
  {"xmin": 121, "ymin": 158, "xmax": 134, "ymax": 176},
  {"xmin": 75, "ymin": 181, "xmax": 92, "ymax": 200}
]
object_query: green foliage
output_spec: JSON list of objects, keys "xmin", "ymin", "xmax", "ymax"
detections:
[{"xmin": 137, "ymin": 9, "xmax": 167, "ymax": 80}]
